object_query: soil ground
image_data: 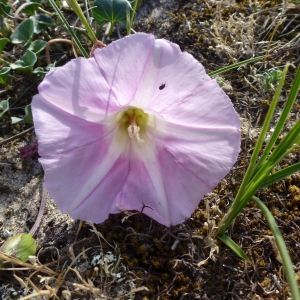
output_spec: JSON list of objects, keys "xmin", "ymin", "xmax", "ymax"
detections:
[{"xmin": 0, "ymin": 0, "xmax": 300, "ymax": 299}]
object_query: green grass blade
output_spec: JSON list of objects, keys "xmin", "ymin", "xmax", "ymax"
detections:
[
  {"xmin": 217, "ymin": 63, "xmax": 298, "ymax": 237},
  {"xmin": 256, "ymin": 64, "xmax": 300, "ymax": 171},
  {"xmin": 66, "ymin": 0, "xmax": 97, "ymax": 43},
  {"xmin": 48, "ymin": 0, "xmax": 89, "ymax": 58},
  {"xmin": 245, "ymin": 64, "xmax": 289, "ymax": 179},
  {"xmin": 218, "ymin": 156, "xmax": 277, "ymax": 238},
  {"xmin": 209, "ymin": 55, "xmax": 268, "ymax": 76},
  {"xmin": 264, "ymin": 119, "xmax": 300, "ymax": 169},
  {"xmin": 259, "ymin": 162, "xmax": 300, "ymax": 189},
  {"xmin": 128, "ymin": 0, "xmax": 138, "ymax": 35},
  {"xmin": 218, "ymin": 177, "xmax": 262, "ymax": 238},
  {"xmin": 227, "ymin": 140, "xmax": 300, "ymax": 221},
  {"xmin": 238, "ymin": 121, "xmax": 300, "ymax": 208},
  {"xmin": 218, "ymin": 234, "xmax": 250, "ymax": 262},
  {"xmin": 252, "ymin": 196, "xmax": 300, "ymax": 300}
]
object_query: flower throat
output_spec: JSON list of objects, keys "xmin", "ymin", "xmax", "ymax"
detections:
[{"xmin": 118, "ymin": 107, "xmax": 149, "ymax": 143}]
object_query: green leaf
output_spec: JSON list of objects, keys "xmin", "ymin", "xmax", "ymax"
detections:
[
  {"xmin": 0, "ymin": 233, "xmax": 36, "ymax": 263},
  {"xmin": 262, "ymin": 119, "xmax": 300, "ymax": 171},
  {"xmin": 259, "ymin": 162, "xmax": 300, "ymax": 189},
  {"xmin": 10, "ymin": 50, "xmax": 37, "ymax": 72},
  {"xmin": 32, "ymin": 63, "xmax": 55, "ymax": 75},
  {"xmin": 248, "ymin": 64, "xmax": 290, "ymax": 176},
  {"xmin": 30, "ymin": 14, "xmax": 53, "ymax": 34},
  {"xmin": 209, "ymin": 55, "xmax": 268, "ymax": 77},
  {"xmin": 0, "ymin": 98, "xmax": 9, "ymax": 118},
  {"xmin": 256, "ymin": 64, "xmax": 300, "ymax": 172},
  {"xmin": 0, "ymin": 38, "xmax": 9, "ymax": 54},
  {"xmin": 11, "ymin": 105, "xmax": 33, "ymax": 124},
  {"xmin": 32, "ymin": 67, "xmax": 46, "ymax": 75},
  {"xmin": 0, "ymin": 67, "xmax": 11, "ymax": 85},
  {"xmin": 19, "ymin": 2, "xmax": 41, "ymax": 15},
  {"xmin": 92, "ymin": 0, "xmax": 132, "ymax": 27},
  {"xmin": 10, "ymin": 18, "xmax": 34, "ymax": 45},
  {"xmin": 0, "ymin": 2, "xmax": 11, "ymax": 17},
  {"xmin": 28, "ymin": 39, "xmax": 47, "ymax": 54},
  {"xmin": 218, "ymin": 234, "xmax": 250, "ymax": 262},
  {"xmin": 217, "ymin": 63, "xmax": 291, "ymax": 238}
]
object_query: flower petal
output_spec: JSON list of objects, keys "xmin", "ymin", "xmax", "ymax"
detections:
[
  {"xmin": 131, "ymin": 38, "xmax": 212, "ymax": 110},
  {"xmin": 138, "ymin": 115, "xmax": 240, "ymax": 226},
  {"xmin": 72, "ymin": 155, "xmax": 169, "ymax": 226},
  {"xmin": 157, "ymin": 79, "xmax": 241, "ymax": 128},
  {"xmin": 39, "ymin": 131, "xmax": 171, "ymax": 225},
  {"xmin": 38, "ymin": 57, "xmax": 120, "ymax": 123},
  {"xmin": 155, "ymin": 121, "xmax": 240, "ymax": 219},
  {"xmin": 93, "ymin": 33, "xmax": 157, "ymax": 107},
  {"xmin": 93, "ymin": 33, "xmax": 212, "ymax": 112},
  {"xmin": 32, "ymin": 95, "xmax": 106, "ymax": 156},
  {"xmin": 40, "ymin": 128, "xmax": 128, "ymax": 218}
]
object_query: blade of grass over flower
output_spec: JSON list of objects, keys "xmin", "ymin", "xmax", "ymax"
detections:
[
  {"xmin": 209, "ymin": 55, "xmax": 268, "ymax": 76},
  {"xmin": 48, "ymin": 0, "xmax": 89, "ymax": 58},
  {"xmin": 252, "ymin": 196, "xmax": 300, "ymax": 300},
  {"xmin": 218, "ymin": 234, "xmax": 250, "ymax": 262},
  {"xmin": 66, "ymin": 0, "xmax": 97, "ymax": 43},
  {"xmin": 259, "ymin": 162, "xmax": 300, "ymax": 189},
  {"xmin": 256, "ymin": 64, "xmax": 300, "ymax": 171}
]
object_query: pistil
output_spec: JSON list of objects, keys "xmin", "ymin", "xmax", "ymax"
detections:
[
  {"xmin": 118, "ymin": 107, "xmax": 148, "ymax": 144},
  {"xmin": 127, "ymin": 115, "xmax": 144, "ymax": 143}
]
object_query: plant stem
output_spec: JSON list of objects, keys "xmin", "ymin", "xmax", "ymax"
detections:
[
  {"xmin": 29, "ymin": 183, "xmax": 47, "ymax": 236},
  {"xmin": 0, "ymin": 57, "xmax": 10, "ymax": 65}
]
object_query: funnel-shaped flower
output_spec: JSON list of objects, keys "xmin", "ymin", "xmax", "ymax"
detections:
[{"xmin": 32, "ymin": 33, "xmax": 240, "ymax": 227}]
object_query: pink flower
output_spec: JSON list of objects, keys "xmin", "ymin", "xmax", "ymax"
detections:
[{"xmin": 32, "ymin": 33, "xmax": 240, "ymax": 227}]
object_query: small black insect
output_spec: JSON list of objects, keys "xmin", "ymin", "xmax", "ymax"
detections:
[{"xmin": 159, "ymin": 83, "xmax": 166, "ymax": 90}]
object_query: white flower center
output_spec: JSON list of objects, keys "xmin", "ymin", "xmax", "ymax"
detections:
[
  {"xmin": 128, "ymin": 124, "xmax": 144, "ymax": 143},
  {"xmin": 118, "ymin": 107, "xmax": 148, "ymax": 144}
]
